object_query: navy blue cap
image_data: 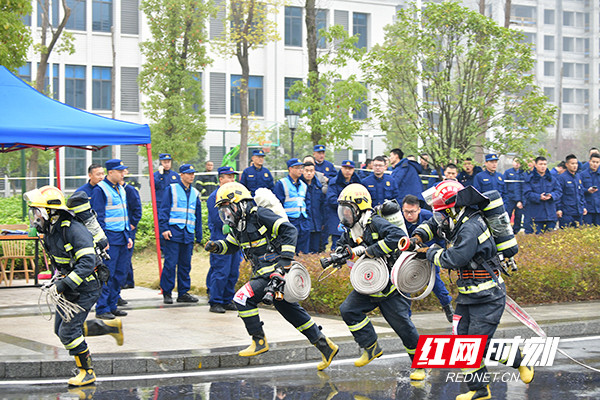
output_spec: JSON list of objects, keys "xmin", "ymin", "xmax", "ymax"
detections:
[
  {"xmin": 314, "ymin": 145, "xmax": 326, "ymax": 152},
  {"xmin": 287, "ymin": 158, "xmax": 304, "ymax": 168},
  {"xmin": 252, "ymin": 149, "xmax": 266, "ymax": 157},
  {"xmin": 341, "ymin": 160, "xmax": 355, "ymax": 168},
  {"xmin": 485, "ymin": 153, "xmax": 499, "ymax": 162},
  {"xmin": 106, "ymin": 159, "xmax": 128, "ymax": 171},
  {"xmin": 179, "ymin": 164, "xmax": 196, "ymax": 174},
  {"xmin": 159, "ymin": 153, "xmax": 172, "ymax": 160},
  {"xmin": 218, "ymin": 166, "xmax": 237, "ymax": 175}
]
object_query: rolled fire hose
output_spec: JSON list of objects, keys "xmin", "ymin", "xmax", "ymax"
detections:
[
  {"xmin": 350, "ymin": 255, "xmax": 389, "ymax": 295},
  {"xmin": 283, "ymin": 262, "xmax": 312, "ymax": 303},
  {"xmin": 391, "ymin": 251, "xmax": 436, "ymax": 300}
]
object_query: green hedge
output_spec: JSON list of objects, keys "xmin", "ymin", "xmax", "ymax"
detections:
[
  {"xmin": 0, "ymin": 196, "xmax": 27, "ymax": 225},
  {"xmin": 236, "ymin": 226, "xmax": 600, "ymax": 316}
]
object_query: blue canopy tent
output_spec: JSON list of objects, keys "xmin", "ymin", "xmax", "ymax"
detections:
[{"xmin": 0, "ymin": 66, "xmax": 163, "ymax": 272}]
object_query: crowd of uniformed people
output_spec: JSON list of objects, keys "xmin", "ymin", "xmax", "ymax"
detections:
[{"xmin": 22, "ymin": 143, "xmax": 599, "ymax": 400}]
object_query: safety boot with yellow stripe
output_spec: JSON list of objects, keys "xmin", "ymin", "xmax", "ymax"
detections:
[
  {"xmin": 68, "ymin": 349, "xmax": 96, "ymax": 387},
  {"xmin": 314, "ymin": 335, "xmax": 339, "ymax": 371},
  {"xmin": 239, "ymin": 334, "xmax": 269, "ymax": 357},
  {"xmin": 354, "ymin": 341, "xmax": 383, "ymax": 367},
  {"xmin": 83, "ymin": 318, "xmax": 123, "ymax": 346},
  {"xmin": 409, "ymin": 368, "xmax": 428, "ymax": 381},
  {"xmin": 518, "ymin": 365, "xmax": 534, "ymax": 384},
  {"xmin": 456, "ymin": 385, "xmax": 491, "ymax": 400}
]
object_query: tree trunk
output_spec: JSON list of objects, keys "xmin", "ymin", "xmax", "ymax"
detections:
[
  {"xmin": 504, "ymin": 0, "xmax": 512, "ymax": 28},
  {"xmin": 479, "ymin": 0, "xmax": 485, "ymax": 15},
  {"xmin": 237, "ymin": 41, "xmax": 250, "ymax": 170},
  {"xmin": 304, "ymin": 0, "xmax": 322, "ymax": 145}
]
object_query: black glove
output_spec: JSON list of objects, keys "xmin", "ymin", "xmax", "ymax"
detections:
[
  {"xmin": 204, "ymin": 241, "xmax": 222, "ymax": 253},
  {"xmin": 415, "ymin": 249, "xmax": 428, "ymax": 259},
  {"xmin": 53, "ymin": 277, "xmax": 68, "ymax": 293},
  {"xmin": 276, "ymin": 257, "xmax": 292, "ymax": 272}
]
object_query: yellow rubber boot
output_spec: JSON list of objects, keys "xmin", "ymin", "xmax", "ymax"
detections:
[
  {"xmin": 67, "ymin": 385, "xmax": 97, "ymax": 399},
  {"xmin": 409, "ymin": 368, "xmax": 428, "ymax": 381},
  {"xmin": 239, "ymin": 335, "xmax": 269, "ymax": 357},
  {"xmin": 314, "ymin": 336, "xmax": 339, "ymax": 371},
  {"xmin": 456, "ymin": 385, "xmax": 491, "ymax": 400},
  {"xmin": 105, "ymin": 318, "xmax": 124, "ymax": 346},
  {"xmin": 83, "ymin": 319, "xmax": 123, "ymax": 346},
  {"xmin": 67, "ymin": 350, "xmax": 96, "ymax": 387},
  {"xmin": 519, "ymin": 365, "xmax": 534, "ymax": 384},
  {"xmin": 354, "ymin": 341, "xmax": 383, "ymax": 367}
]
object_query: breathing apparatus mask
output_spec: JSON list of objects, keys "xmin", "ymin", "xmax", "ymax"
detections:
[
  {"xmin": 338, "ymin": 202, "xmax": 361, "ymax": 229},
  {"xmin": 433, "ymin": 206, "xmax": 465, "ymax": 240},
  {"xmin": 28, "ymin": 207, "xmax": 50, "ymax": 233},
  {"xmin": 218, "ymin": 200, "xmax": 247, "ymax": 231}
]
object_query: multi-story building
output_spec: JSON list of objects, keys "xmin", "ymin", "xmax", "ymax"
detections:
[{"xmin": 17, "ymin": 0, "xmax": 598, "ymax": 197}]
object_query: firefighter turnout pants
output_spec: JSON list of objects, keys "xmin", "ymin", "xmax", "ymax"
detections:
[{"xmin": 234, "ymin": 276, "xmax": 321, "ymax": 343}]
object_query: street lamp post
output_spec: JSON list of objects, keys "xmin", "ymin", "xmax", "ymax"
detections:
[{"xmin": 286, "ymin": 113, "xmax": 299, "ymax": 159}]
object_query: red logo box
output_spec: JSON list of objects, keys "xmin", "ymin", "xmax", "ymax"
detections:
[{"xmin": 412, "ymin": 335, "xmax": 488, "ymax": 368}]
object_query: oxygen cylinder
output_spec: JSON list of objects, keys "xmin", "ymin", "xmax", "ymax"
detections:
[
  {"xmin": 375, "ymin": 199, "xmax": 408, "ymax": 236},
  {"xmin": 482, "ymin": 190, "xmax": 518, "ymax": 258}
]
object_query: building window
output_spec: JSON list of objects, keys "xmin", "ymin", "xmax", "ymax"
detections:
[
  {"xmin": 544, "ymin": 61, "xmax": 554, "ymax": 76},
  {"xmin": 285, "ymin": 6, "xmax": 302, "ymax": 47},
  {"xmin": 511, "ymin": 5, "xmax": 536, "ymax": 26},
  {"xmin": 92, "ymin": 66, "xmax": 112, "ymax": 110},
  {"xmin": 316, "ymin": 9, "xmax": 328, "ymax": 49},
  {"xmin": 284, "ymin": 77, "xmax": 301, "ymax": 115},
  {"xmin": 37, "ymin": 0, "xmax": 59, "ymax": 27},
  {"xmin": 563, "ymin": 11, "xmax": 589, "ymax": 27},
  {"xmin": 22, "ymin": 13, "xmax": 31, "ymax": 26},
  {"xmin": 66, "ymin": 0, "xmax": 86, "ymax": 30},
  {"xmin": 544, "ymin": 35, "xmax": 554, "ymax": 51},
  {"xmin": 92, "ymin": 0, "xmax": 112, "ymax": 32},
  {"xmin": 65, "ymin": 64, "xmax": 86, "ymax": 109},
  {"xmin": 121, "ymin": 0, "xmax": 139, "ymax": 34},
  {"xmin": 353, "ymin": 83, "xmax": 368, "ymax": 120},
  {"xmin": 65, "ymin": 147, "xmax": 87, "ymax": 189},
  {"xmin": 564, "ymin": 62, "xmax": 589, "ymax": 79},
  {"xmin": 353, "ymin": 12, "xmax": 368, "ymax": 49},
  {"xmin": 43, "ymin": 63, "xmax": 60, "ymax": 100},
  {"xmin": 210, "ymin": 72, "xmax": 226, "ymax": 115},
  {"xmin": 563, "ymin": 37, "xmax": 589, "ymax": 54},
  {"xmin": 544, "ymin": 87, "xmax": 554, "ymax": 102},
  {"xmin": 520, "ymin": 32, "xmax": 536, "ymax": 49},
  {"xmin": 544, "ymin": 9, "xmax": 554, "ymax": 24},
  {"xmin": 231, "ymin": 75, "xmax": 263, "ymax": 116},
  {"xmin": 17, "ymin": 62, "xmax": 32, "ymax": 82},
  {"xmin": 92, "ymin": 146, "xmax": 113, "ymax": 165}
]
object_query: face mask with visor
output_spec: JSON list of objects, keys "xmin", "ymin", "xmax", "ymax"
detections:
[
  {"xmin": 28, "ymin": 207, "xmax": 49, "ymax": 232},
  {"xmin": 338, "ymin": 202, "xmax": 361, "ymax": 228}
]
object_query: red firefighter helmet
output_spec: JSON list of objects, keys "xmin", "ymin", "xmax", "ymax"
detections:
[{"xmin": 431, "ymin": 180, "xmax": 464, "ymax": 211}]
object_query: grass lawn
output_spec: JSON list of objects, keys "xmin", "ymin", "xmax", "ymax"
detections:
[{"xmin": 132, "ymin": 247, "xmax": 212, "ymax": 296}]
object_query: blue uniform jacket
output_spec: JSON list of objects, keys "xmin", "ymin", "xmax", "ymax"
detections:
[
  {"xmin": 159, "ymin": 183, "xmax": 203, "ymax": 244},
  {"xmin": 325, "ymin": 170, "xmax": 362, "ymax": 235},
  {"xmin": 524, "ymin": 170, "xmax": 562, "ymax": 222},
  {"xmin": 362, "ymin": 173, "xmax": 398, "ymax": 207},
  {"xmin": 504, "ymin": 168, "xmax": 524, "ymax": 202},
  {"xmin": 124, "ymin": 183, "xmax": 142, "ymax": 229},
  {"xmin": 581, "ymin": 168, "xmax": 600, "ymax": 213},
  {"xmin": 315, "ymin": 160, "xmax": 337, "ymax": 179},
  {"xmin": 75, "ymin": 181, "xmax": 96, "ymax": 199},
  {"xmin": 457, "ymin": 166, "xmax": 483, "ymax": 188},
  {"xmin": 91, "ymin": 177, "xmax": 130, "ymax": 245},
  {"xmin": 240, "ymin": 165, "xmax": 274, "ymax": 196},
  {"xmin": 273, "ymin": 175, "xmax": 311, "ymax": 218},
  {"xmin": 301, "ymin": 176, "xmax": 325, "ymax": 232},
  {"xmin": 474, "ymin": 170, "xmax": 505, "ymax": 200},
  {"xmin": 153, "ymin": 169, "xmax": 181, "ymax": 207},
  {"xmin": 391, "ymin": 158, "xmax": 423, "ymax": 203},
  {"xmin": 556, "ymin": 171, "xmax": 586, "ymax": 216},
  {"xmin": 207, "ymin": 189, "xmax": 227, "ymax": 241},
  {"xmin": 405, "ymin": 209, "xmax": 444, "ymax": 247}
]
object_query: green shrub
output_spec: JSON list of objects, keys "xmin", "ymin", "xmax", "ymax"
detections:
[{"xmin": 0, "ymin": 196, "xmax": 27, "ymax": 224}]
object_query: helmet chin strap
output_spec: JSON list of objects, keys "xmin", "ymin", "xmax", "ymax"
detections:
[{"xmin": 350, "ymin": 210, "xmax": 372, "ymax": 244}]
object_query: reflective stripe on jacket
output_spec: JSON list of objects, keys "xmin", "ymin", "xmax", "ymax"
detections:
[
  {"xmin": 282, "ymin": 176, "xmax": 308, "ymax": 219},
  {"xmin": 168, "ymin": 183, "xmax": 200, "ymax": 233}
]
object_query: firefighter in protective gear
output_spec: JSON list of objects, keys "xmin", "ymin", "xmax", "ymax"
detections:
[
  {"xmin": 205, "ymin": 182, "xmax": 339, "ymax": 370},
  {"xmin": 334, "ymin": 184, "xmax": 425, "ymax": 381},
  {"xmin": 25, "ymin": 186, "xmax": 123, "ymax": 387},
  {"xmin": 412, "ymin": 181, "xmax": 533, "ymax": 400}
]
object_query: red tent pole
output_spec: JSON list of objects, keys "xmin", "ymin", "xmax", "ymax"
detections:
[
  {"xmin": 54, "ymin": 148, "xmax": 61, "ymax": 190},
  {"xmin": 145, "ymin": 143, "xmax": 163, "ymax": 276}
]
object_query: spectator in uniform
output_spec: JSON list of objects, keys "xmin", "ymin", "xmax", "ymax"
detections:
[
  {"xmin": 326, "ymin": 160, "xmax": 362, "ymax": 249},
  {"xmin": 91, "ymin": 159, "xmax": 133, "ymax": 320},
  {"xmin": 76, "ymin": 164, "xmax": 105, "ymax": 199},
  {"xmin": 159, "ymin": 164, "xmax": 203, "ymax": 304},
  {"xmin": 457, "ymin": 158, "xmax": 482, "ymax": 188},
  {"xmin": 556, "ymin": 154, "xmax": 586, "ymax": 228},
  {"xmin": 153, "ymin": 153, "xmax": 181, "ymax": 210},
  {"xmin": 121, "ymin": 170, "xmax": 142, "ymax": 293},
  {"xmin": 240, "ymin": 149, "xmax": 274, "ymax": 196},
  {"xmin": 504, "ymin": 158, "xmax": 525, "ymax": 234},
  {"xmin": 274, "ymin": 158, "xmax": 310, "ymax": 254},
  {"xmin": 389, "ymin": 148, "xmax": 423, "ymax": 205},
  {"xmin": 358, "ymin": 158, "xmax": 372, "ymax": 180},
  {"xmin": 550, "ymin": 161, "xmax": 566, "ymax": 177},
  {"xmin": 195, "ymin": 160, "xmax": 219, "ymax": 197},
  {"xmin": 473, "ymin": 154, "xmax": 505, "ymax": 198},
  {"xmin": 402, "ymin": 195, "xmax": 454, "ymax": 323},
  {"xmin": 301, "ymin": 160, "xmax": 325, "ymax": 253},
  {"xmin": 313, "ymin": 145, "xmax": 337, "ymax": 181},
  {"xmin": 206, "ymin": 166, "xmax": 241, "ymax": 313},
  {"xmin": 362, "ymin": 156, "xmax": 398, "ymax": 207},
  {"xmin": 582, "ymin": 152, "xmax": 600, "ymax": 226},
  {"xmin": 524, "ymin": 156, "xmax": 562, "ymax": 234}
]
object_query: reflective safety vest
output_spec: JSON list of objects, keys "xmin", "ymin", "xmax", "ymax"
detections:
[
  {"xmin": 168, "ymin": 183, "xmax": 199, "ymax": 233},
  {"xmin": 282, "ymin": 176, "xmax": 308, "ymax": 219},
  {"xmin": 97, "ymin": 180, "xmax": 129, "ymax": 232}
]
